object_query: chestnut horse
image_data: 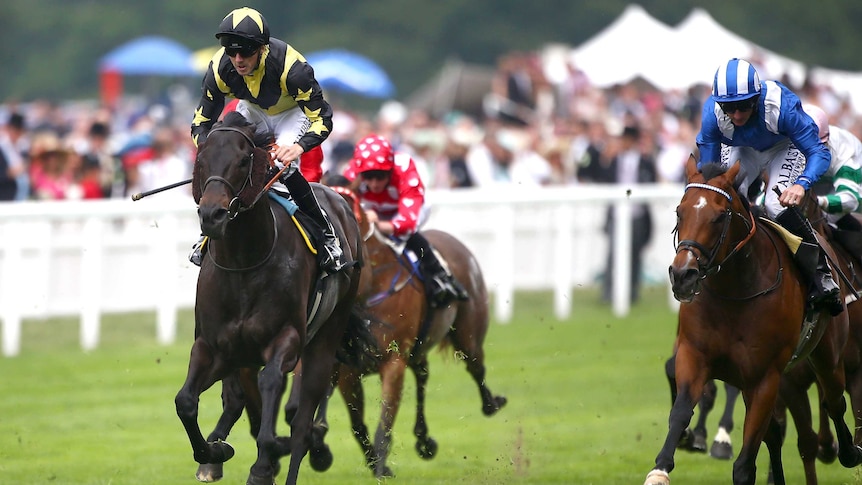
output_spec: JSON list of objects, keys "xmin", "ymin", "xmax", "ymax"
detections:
[
  {"xmin": 645, "ymin": 156, "xmax": 861, "ymax": 485},
  {"xmin": 324, "ymin": 186, "xmax": 508, "ymax": 478},
  {"xmin": 176, "ymin": 112, "xmax": 369, "ymax": 485}
]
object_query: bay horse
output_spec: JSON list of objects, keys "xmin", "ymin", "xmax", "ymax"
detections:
[
  {"xmin": 767, "ymin": 197, "xmax": 862, "ymax": 484},
  {"xmin": 645, "ymin": 156, "xmax": 862, "ymax": 485},
  {"xmin": 321, "ymin": 185, "xmax": 507, "ymax": 478},
  {"xmin": 175, "ymin": 112, "xmax": 369, "ymax": 485}
]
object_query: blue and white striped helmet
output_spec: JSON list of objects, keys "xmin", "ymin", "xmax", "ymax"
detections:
[{"xmin": 712, "ymin": 58, "xmax": 761, "ymax": 102}]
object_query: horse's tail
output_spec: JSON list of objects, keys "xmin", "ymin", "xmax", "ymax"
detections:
[{"xmin": 336, "ymin": 304, "xmax": 383, "ymax": 372}]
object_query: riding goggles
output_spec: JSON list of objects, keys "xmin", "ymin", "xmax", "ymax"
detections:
[
  {"xmin": 718, "ymin": 98, "xmax": 757, "ymax": 115},
  {"xmin": 225, "ymin": 45, "xmax": 259, "ymax": 58}
]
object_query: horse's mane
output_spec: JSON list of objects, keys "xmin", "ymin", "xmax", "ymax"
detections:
[{"xmin": 192, "ymin": 112, "xmax": 272, "ymax": 205}]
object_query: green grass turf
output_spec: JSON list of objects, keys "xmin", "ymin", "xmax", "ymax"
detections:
[{"xmin": 2, "ymin": 286, "xmax": 862, "ymax": 484}]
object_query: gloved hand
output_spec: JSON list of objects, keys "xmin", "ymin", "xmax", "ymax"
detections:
[{"xmin": 266, "ymin": 164, "xmax": 280, "ymax": 181}]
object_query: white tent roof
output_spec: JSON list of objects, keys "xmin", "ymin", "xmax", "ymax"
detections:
[
  {"xmin": 569, "ymin": 5, "xmax": 808, "ymax": 91},
  {"xmin": 672, "ymin": 8, "xmax": 806, "ymax": 88},
  {"xmin": 570, "ymin": 5, "xmax": 678, "ymax": 88}
]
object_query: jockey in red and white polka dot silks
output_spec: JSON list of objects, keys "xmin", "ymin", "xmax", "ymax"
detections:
[{"xmin": 343, "ymin": 134, "xmax": 427, "ymax": 239}]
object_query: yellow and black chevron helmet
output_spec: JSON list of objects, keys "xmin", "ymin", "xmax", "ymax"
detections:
[{"xmin": 215, "ymin": 7, "xmax": 270, "ymax": 46}]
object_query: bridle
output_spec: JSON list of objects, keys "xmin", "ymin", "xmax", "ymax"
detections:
[
  {"xmin": 674, "ymin": 182, "xmax": 757, "ymax": 278},
  {"xmin": 199, "ymin": 126, "xmax": 280, "ymax": 271},
  {"xmin": 201, "ymin": 126, "xmax": 265, "ymax": 219}
]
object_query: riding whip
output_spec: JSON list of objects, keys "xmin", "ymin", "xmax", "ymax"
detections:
[{"xmin": 131, "ymin": 178, "xmax": 192, "ymax": 201}]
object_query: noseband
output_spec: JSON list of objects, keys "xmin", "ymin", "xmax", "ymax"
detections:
[
  {"xmin": 202, "ymin": 126, "xmax": 259, "ymax": 219},
  {"xmin": 674, "ymin": 183, "xmax": 757, "ymax": 277}
]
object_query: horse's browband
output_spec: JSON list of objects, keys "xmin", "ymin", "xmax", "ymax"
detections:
[{"xmin": 685, "ymin": 183, "xmax": 732, "ymax": 202}]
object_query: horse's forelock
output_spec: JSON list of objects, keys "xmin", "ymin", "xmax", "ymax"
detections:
[{"xmin": 699, "ymin": 163, "xmax": 725, "ymax": 182}]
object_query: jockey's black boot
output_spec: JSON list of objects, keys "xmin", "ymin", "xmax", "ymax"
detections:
[
  {"xmin": 405, "ymin": 232, "xmax": 469, "ymax": 307},
  {"xmin": 283, "ymin": 170, "xmax": 346, "ymax": 273},
  {"xmin": 188, "ymin": 235, "xmax": 208, "ymax": 267},
  {"xmin": 776, "ymin": 208, "xmax": 843, "ymax": 316}
]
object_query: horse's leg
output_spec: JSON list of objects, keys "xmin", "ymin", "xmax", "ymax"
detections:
[
  {"xmin": 814, "ymin": 383, "xmax": 838, "ymax": 463},
  {"xmin": 645, "ymin": 349, "xmax": 707, "ymax": 485},
  {"xmin": 733, "ymin": 375, "xmax": 782, "ymax": 485},
  {"xmin": 196, "ymin": 369, "xmax": 258, "ymax": 482},
  {"xmin": 447, "ymin": 316, "xmax": 507, "ymax": 416},
  {"xmin": 847, "ymin": 366, "xmax": 862, "ymax": 444},
  {"xmin": 247, "ymin": 327, "xmax": 301, "ymax": 485},
  {"xmin": 764, "ymin": 415, "xmax": 787, "ymax": 485},
  {"xmin": 711, "ymin": 383, "xmax": 740, "ymax": 460},
  {"xmin": 336, "ymin": 365, "xmax": 378, "ymax": 473},
  {"xmin": 667, "ymin": 354, "xmax": 702, "ymax": 452},
  {"xmin": 809, "ymin": 346, "xmax": 862, "ymax": 468},
  {"xmin": 775, "ymin": 370, "xmax": 818, "ymax": 485},
  {"xmin": 373, "ymin": 354, "xmax": 408, "ymax": 479},
  {"xmin": 306, "ymin": 377, "xmax": 335, "ymax": 472},
  {"xmin": 410, "ymin": 355, "xmax": 438, "ymax": 460},
  {"xmin": 175, "ymin": 339, "xmax": 236, "ymax": 468},
  {"xmin": 688, "ymin": 379, "xmax": 716, "ymax": 453}
]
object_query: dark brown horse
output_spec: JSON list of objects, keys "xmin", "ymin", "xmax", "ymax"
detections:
[
  {"xmin": 767, "ymin": 197, "xmax": 862, "ymax": 484},
  {"xmin": 322, "ymin": 185, "xmax": 507, "ymax": 478},
  {"xmin": 175, "ymin": 112, "xmax": 369, "ymax": 485},
  {"xmin": 645, "ymin": 156, "xmax": 861, "ymax": 485}
]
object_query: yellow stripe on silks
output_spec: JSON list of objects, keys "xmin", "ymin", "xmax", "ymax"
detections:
[
  {"xmin": 759, "ymin": 217, "xmax": 803, "ymax": 254},
  {"xmin": 291, "ymin": 215, "xmax": 318, "ymax": 255}
]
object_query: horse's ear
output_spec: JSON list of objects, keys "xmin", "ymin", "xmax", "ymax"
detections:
[
  {"xmin": 718, "ymin": 161, "xmax": 743, "ymax": 193},
  {"xmin": 684, "ymin": 154, "xmax": 699, "ymax": 182}
]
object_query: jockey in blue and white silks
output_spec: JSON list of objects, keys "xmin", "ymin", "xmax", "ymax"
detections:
[
  {"xmin": 695, "ymin": 57, "xmax": 842, "ymax": 316},
  {"xmin": 696, "ymin": 59, "xmax": 830, "ymax": 220}
]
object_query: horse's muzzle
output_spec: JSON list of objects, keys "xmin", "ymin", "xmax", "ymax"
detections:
[
  {"xmin": 668, "ymin": 252, "xmax": 701, "ymax": 302},
  {"xmin": 198, "ymin": 204, "xmax": 229, "ymax": 239}
]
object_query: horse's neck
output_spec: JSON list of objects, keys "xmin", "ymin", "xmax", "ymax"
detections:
[{"xmin": 218, "ymin": 203, "xmax": 276, "ymax": 261}]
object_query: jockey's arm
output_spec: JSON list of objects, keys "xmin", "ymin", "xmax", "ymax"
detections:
[{"xmin": 365, "ymin": 209, "xmax": 395, "ymax": 235}]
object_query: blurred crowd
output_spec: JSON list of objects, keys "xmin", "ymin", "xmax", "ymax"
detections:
[{"xmin": 2, "ymin": 50, "xmax": 860, "ymax": 203}]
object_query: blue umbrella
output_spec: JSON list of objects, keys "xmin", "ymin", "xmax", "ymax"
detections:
[
  {"xmin": 100, "ymin": 35, "xmax": 197, "ymax": 76},
  {"xmin": 305, "ymin": 49, "xmax": 395, "ymax": 98}
]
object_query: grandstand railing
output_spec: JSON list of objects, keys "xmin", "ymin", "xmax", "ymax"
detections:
[{"xmin": 0, "ymin": 184, "xmax": 683, "ymax": 356}]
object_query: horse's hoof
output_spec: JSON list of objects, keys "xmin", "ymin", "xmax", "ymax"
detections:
[
  {"xmin": 374, "ymin": 464, "xmax": 395, "ymax": 479},
  {"xmin": 817, "ymin": 441, "xmax": 838, "ymax": 464},
  {"xmin": 838, "ymin": 444, "xmax": 862, "ymax": 468},
  {"xmin": 709, "ymin": 440, "xmax": 733, "ymax": 460},
  {"xmin": 677, "ymin": 429, "xmax": 695, "ymax": 451},
  {"xmin": 245, "ymin": 472, "xmax": 275, "ymax": 485},
  {"xmin": 309, "ymin": 444, "xmax": 333, "ymax": 472},
  {"xmin": 209, "ymin": 441, "xmax": 235, "ymax": 463},
  {"xmin": 415, "ymin": 437, "xmax": 438, "ymax": 459},
  {"xmin": 692, "ymin": 430, "xmax": 707, "ymax": 452},
  {"xmin": 196, "ymin": 463, "xmax": 224, "ymax": 482},
  {"xmin": 644, "ymin": 469, "xmax": 670, "ymax": 485},
  {"xmin": 483, "ymin": 395, "xmax": 507, "ymax": 416}
]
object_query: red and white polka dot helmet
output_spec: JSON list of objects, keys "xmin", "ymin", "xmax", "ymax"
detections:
[{"xmin": 351, "ymin": 134, "xmax": 394, "ymax": 172}]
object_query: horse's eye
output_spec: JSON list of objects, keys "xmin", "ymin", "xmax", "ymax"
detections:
[
  {"xmin": 240, "ymin": 155, "xmax": 251, "ymax": 168},
  {"xmin": 713, "ymin": 212, "xmax": 727, "ymax": 224}
]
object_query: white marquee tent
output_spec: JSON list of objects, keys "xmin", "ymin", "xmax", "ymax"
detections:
[{"xmin": 563, "ymin": 4, "xmax": 861, "ymax": 110}]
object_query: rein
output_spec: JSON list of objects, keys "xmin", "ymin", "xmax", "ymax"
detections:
[
  {"xmin": 200, "ymin": 126, "xmax": 283, "ymax": 219},
  {"xmin": 208, "ymin": 205, "xmax": 280, "ymax": 272}
]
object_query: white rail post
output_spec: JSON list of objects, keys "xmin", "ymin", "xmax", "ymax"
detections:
[
  {"xmin": 493, "ymin": 203, "xmax": 515, "ymax": 323},
  {"xmin": 155, "ymin": 215, "xmax": 178, "ymax": 345},
  {"xmin": 611, "ymin": 196, "xmax": 632, "ymax": 317},
  {"xmin": 1, "ymin": 221, "xmax": 23, "ymax": 357},
  {"xmin": 553, "ymin": 204, "xmax": 574, "ymax": 320},
  {"xmin": 80, "ymin": 217, "xmax": 103, "ymax": 351}
]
